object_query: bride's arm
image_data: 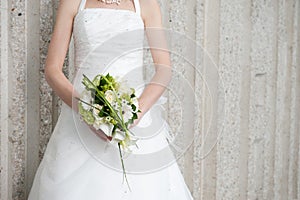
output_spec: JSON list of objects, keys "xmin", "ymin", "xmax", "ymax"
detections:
[
  {"xmin": 44, "ymin": 0, "xmax": 80, "ymax": 111},
  {"xmin": 44, "ymin": 0, "xmax": 110, "ymax": 140},
  {"xmin": 133, "ymin": 0, "xmax": 172, "ymax": 126}
]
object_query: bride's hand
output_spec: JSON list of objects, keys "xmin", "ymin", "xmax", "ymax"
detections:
[{"xmin": 88, "ymin": 125, "xmax": 112, "ymax": 142}]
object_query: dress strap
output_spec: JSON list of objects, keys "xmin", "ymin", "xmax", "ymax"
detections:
[
  {"xmin": 78, "ymin": 0, "xmax": 87, "ymax": 12},
  {"xmin": 133, "ymin": 0, "xmax": 141, "ymax": 15}
]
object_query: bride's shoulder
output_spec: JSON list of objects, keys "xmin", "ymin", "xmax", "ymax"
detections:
[
  {"xmin": 57, "ymin": 0, "xmax": 82, "ymax": 18},
  {"xmin": 140, "ymin": 0, "xmax": 161, "ymax": 12},
  {"xmin": 140, "ymin": 0, "xmax": 162, "ymax": 24}
]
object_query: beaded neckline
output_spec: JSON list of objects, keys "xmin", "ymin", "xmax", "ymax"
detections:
[{"xmin": 74, "ymin": 7, "xmax": 144, "ymax": 25}]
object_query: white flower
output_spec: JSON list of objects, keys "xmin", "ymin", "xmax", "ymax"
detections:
[
  {"xmin": 92, "ymin": 118, "xmax": 102, "ymax": 130},
  {"xmin": 113, "ymin": 130, "xmax": 126, "ymax": 141},
  {"xmin": 121, "ymin": 99, "xmax": 129, "ymax": 106},
  {"xmin": 119, "ymin": 104, "xmax": 133, "ymax": 123},
  {"xmin": 81, "ymin": 90, "xmax": 93, "ymax": 110},
  {"xmin": 116, "ymin": 92, "xmax": 121, "ymax": 98},
  {"xmin": 118, "ymin": 133, "xmax": 138, "ymax": 153},
  {"xmin": 92, "ymin": 104, "xmax": 102, "ymax": 117},
  {"xmin": 105, "ymin": 90, "xmax": 115, "ymax": 104},
  {"xmin": 111, "ymin": 101, "xmax": 119, "ymax": 110}
]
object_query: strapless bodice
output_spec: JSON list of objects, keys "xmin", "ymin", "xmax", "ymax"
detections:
[
  {"xmin": 72, "ymin": 8, "xmax": 144, "ymax": 68},
  {"xmin": 72, "ymin": 7, "xmax": 146, "ymax": 95}
]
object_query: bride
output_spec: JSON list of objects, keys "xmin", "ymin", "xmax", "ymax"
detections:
[{"xmin": 28, "ymin": 0, "xmax": 194, "ymax": 199}]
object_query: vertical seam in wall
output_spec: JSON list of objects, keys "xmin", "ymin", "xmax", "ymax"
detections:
[
  {"xmin": 269, "ymin": 1, "xmax": 279, "ymax": 200},
  {"xmin": 295, "ymin": 1, "xmax": 300, "ymax": 199},
  {"xmin": 193, "ymin": 0, "xmax": 205, "ymax": 198},
  {"xmin": 296, "ymin": 7, "xmax": 300, "ymax": 196},
  {"xmin": 287, "ymin": 0, "xmax": 297, "ymax": 198},
  {"xmin": 239, "ymin": 0, "xmax": 252, "ymax": 199},
  {"xmin": 201, "ymin": 0, "xmax": 220, "ymax": 199},
  {"xmin": 183, "ymin": 0, "xmax": 197, "ymax": 189},
  {"xmin": 51, "ymin": 0, "xmax": 58, "ymax": 131},
  {"xmin": 273, "ymin": 0, "xmax": 286, "ymax": 198},
  {"xmin": 0, "ymin": 0, "xmax": 10, "ymax": 199},
  {"xmin": 282, "ymin": 0, "xmax": 293, "ymax": 198},
  {"xmin": 25, "ymin": 0, "xmax": 41, "ymax": 197},
  {"xmin": 24, "ymin": 0, "xmax": 28, "ymax": 197},
  {"xmin": 200, "ymin": 0, "xmax": 206, "ymax": 199}
]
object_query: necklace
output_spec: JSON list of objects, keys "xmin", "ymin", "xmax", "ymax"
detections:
[{"xmin": 98, "ymin": 0, "xmax": 121, "ymax": 5}]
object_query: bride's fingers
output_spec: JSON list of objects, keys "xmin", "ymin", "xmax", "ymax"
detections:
[
  {"xmin": 129, "ymin": 111, "xmax": 144, "ymax": 129},
  {"xmin": 129, "ymin": 118, "xmax": 141, "ymax": 129},
  {"xmin": 95, "ymin": 131, "xmax": 109, "ymax": 141},
  {"xmin": 106, "ymin": 136, "xmax": 113, "ymax": 141}
]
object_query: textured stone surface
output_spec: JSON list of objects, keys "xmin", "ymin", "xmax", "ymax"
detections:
[
  {"xmin": 0, "ymin": 1, "xmax": 9, "ymax": 200},
  {"xmin": 273, "ymin": 0, "xmax": 294, "ymax": 199},
  {"xmin": 194, "ymin": 1, "xmax": 205, "ymax": 199},
  {"xmin": 216, "ymin": 0, "xmax": 245, "ymax": 199},
  {"xmin": 7, "ymin": 0, "xmax": 27, "ymax": 199},
  {"xmin": 288, "ymin": 1, "xmax": 300, "ymax": 199},
  {"xmin": 39, "ymin": 0, "xmax": 56, "ymax": 160},
  {"xmin": 168, "ymin": 0, "xmax": 188, "ymax": 174},
  {"xmin": 248, "ymin": 0, "xmax": 277, "ymax": 199},
  {"xmin": 0, "ymin": 0, "xmax": 300, "ymax": 199}
]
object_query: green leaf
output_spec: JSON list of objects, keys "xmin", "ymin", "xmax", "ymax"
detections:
[
  {"xmin": 132, "ymin": 112, "xmax": 138, "ymax": 120},
  {"xmin": 130, "ymin": 93, "xmax": 136, "ymax": 98},
  {"xmin": 131, "ymin": 104, "xmax": 137, "ymax": 112}
]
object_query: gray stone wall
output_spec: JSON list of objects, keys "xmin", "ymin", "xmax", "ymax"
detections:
[{"xmin": 0, "ymin": 0, "xmax": 299, "ymax": 199}]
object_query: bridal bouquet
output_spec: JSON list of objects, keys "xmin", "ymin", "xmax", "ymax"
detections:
[{"xmin": 76, "ymin": 73, "xmax": 140, "ymax": 189}]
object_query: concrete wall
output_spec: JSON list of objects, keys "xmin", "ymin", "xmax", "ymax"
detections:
[{"xmin": 0, "ymin": 0, "xmax": 299, "ymax": 199}]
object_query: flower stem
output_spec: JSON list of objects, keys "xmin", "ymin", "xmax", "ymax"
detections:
[{"xmin": 118, "ymin": 142, "xmax": 131, "ymax": 191}]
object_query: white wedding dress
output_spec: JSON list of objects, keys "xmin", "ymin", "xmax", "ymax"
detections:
[{"xmin": 28, "ymin": 0, "xmax": 194, "ymax": 199}]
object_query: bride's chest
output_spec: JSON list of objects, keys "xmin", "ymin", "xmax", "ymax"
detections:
[{"xmin": 73, "ymin": 9, "xmax": 144, "ymax": 45}]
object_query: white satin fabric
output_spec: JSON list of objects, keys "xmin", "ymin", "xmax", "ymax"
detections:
[{"xmin": 28, "ymin": 0, "xmax": 194, "ymax": 199}]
